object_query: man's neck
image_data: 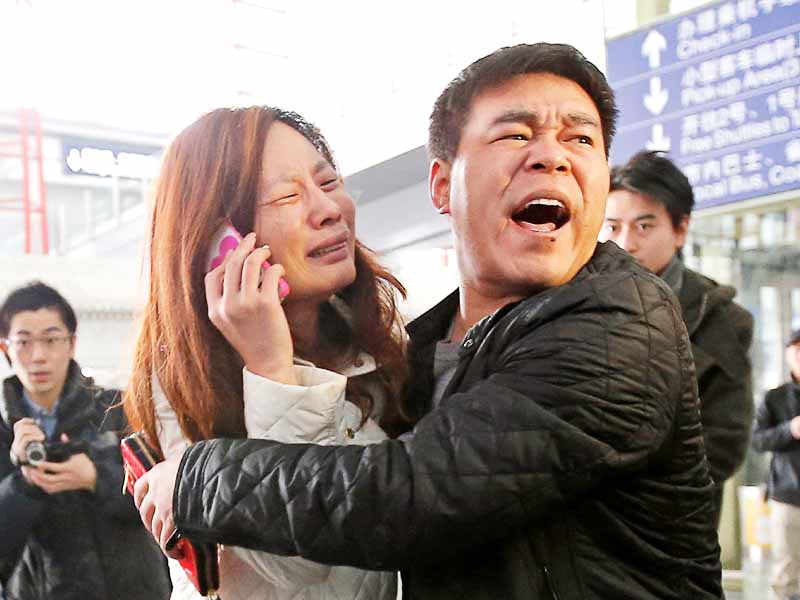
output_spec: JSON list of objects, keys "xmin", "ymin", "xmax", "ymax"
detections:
[
  {"xmin": 26, "ymin": 387, "xmax": 62, "ymax": 412},
  {"xmin": 452, "ymin": 282, "xmax": 526, "ymax": 343}
]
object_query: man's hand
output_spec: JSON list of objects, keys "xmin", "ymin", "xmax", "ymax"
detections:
[
  {"xmin": 22, "ymin": 452, "xmax": 97, "ymax": 494},
  {"xmin": 133, "ymin": 455, "xmax": 182, "ymax": 556},
  {"xmin": 10, "ymin": 418, "xmax": 45, "ymax": 465},
  {"xmin": 790, "ymin": 416, "xmax": 800, "ymax": 440}
]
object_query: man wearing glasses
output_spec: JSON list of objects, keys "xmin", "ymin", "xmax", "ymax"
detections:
[{"xmin": 0, "ymin": 281, "xmax": 169, "ymax": 600}]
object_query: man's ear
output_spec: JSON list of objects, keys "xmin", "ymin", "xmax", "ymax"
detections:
[
  {"xmin": 0, "ymin": 339, "xmax": 9, "ymax": 367},
  {"xmin": 429, "ymin": 158, "xmax": 451, "ymax": 215},
  {"xmin": 675, "ymin": 214, "xmax": 690, "ymax": 248}
]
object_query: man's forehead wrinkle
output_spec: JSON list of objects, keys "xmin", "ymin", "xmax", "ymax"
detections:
[{"xmin": 489, "ymin": 108, "xmax": 599, "ymax": 129}]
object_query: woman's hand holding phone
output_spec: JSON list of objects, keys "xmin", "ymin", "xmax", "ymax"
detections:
[{"xmin": 204, "ymin": 231, "xmax": 297, "ymax": 385}]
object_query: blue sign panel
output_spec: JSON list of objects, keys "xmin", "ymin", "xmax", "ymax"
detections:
[{"xmin": 607, "ymin": 0, "xmax": 800, "ymax": 209}]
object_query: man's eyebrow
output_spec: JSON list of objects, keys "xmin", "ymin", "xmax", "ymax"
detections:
[
  {"xmin": 9, "ymin": 326, "xmax": 63, "ymax": 336},
  {"xmin": 604, "ymin": 214, "xmax": 658, "ymax": 222},
  {"xmin": 564, "ymin": 112, "xmax": 601, "ymax": 128},
  {"xmin": 490, "ymin": 110, "xmax": 600, "ymax": 129},
  {"xmin": 491, "ymin": 110, "xmax": 539, "ymax": 127}
]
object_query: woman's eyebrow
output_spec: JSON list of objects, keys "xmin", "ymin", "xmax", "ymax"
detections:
[{"xmin": 264, "ymin": 160, "xmax": 333, "ymax": 190}]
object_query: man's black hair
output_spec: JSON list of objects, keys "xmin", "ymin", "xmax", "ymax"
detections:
[
  {"xmin": 610, "ymin": 150, "xmax": 694, "ymax": 229},
  {"xmin": 788, "ymin": 328, "xmax": 800, "ymax": 348},
  {"xmin": 0, "ymin": 281, "xmax": 77, "ymax": 338},
  {"xmin": 428, "ymin": 42, "xmax": 618, "ymax": 162}
]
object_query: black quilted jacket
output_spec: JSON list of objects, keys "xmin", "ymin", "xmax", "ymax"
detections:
[
  {"xmin": 0, "ymin": 361, "xmax": 170, "ymax": 600},
  {"xmin": 174, "ymin": 242, "xmax": 722, "ymax": 599}
]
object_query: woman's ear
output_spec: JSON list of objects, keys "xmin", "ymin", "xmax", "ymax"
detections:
[{"xmin": 429, "ymin": 159, "xmax": 451, "ymax": 215}]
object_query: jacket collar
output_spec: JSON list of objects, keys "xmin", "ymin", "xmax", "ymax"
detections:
[
  {"xmin": 677, "ymin": 267, "xmax": 736, "ymax": 336},
  {"xmin": 406, "ymin": 242, "xmax": 631, "ymax": 350},
  {"xmin": 660, "ymin": 255, "xmax": 685, "ymax": 296},
  {"xmin": 406, "ymin": 289, "xmax": 460, "ymax": 348}
]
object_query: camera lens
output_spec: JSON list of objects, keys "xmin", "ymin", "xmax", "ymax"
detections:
[{"xmin": 25, "ymin": 441, "xmax": 47, "ymax": 466}]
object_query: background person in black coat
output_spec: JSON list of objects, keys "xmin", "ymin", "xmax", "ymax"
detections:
[
  {"xmin": 752, "ymin": 329, "xmax": 800, "ymax": 600},
  {"xmin": 0, "ymin": 282, "xmax": 170, "ymax": 600},
  {"xmin": 600, "ymin": 150, "xmax": 754, "ymax": 526}
]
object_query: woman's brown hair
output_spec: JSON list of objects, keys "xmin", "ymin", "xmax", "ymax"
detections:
[{"xmin": 124, "ymin": 106, "xmax": 408, "ymax": 451}]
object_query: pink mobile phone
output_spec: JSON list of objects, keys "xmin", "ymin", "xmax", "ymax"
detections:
[{"xmin": 207, "ymin": 223, "xmax": 290, "ymax": 300}]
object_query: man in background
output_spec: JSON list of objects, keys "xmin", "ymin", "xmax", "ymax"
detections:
[
  {"xmin": 600, "ymin": 150, "xmax": 754, "ymax": 526},
  {"xmin": 752, "ymin": 329, "xmax": 800, "ymax": 600},
  {"xmin": 0, "ymin": 281, "xmax": 170, "ymax": 600}
]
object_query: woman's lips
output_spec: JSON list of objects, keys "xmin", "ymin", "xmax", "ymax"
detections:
[
  {"xmin": 308, "ymin": 241, "xmax": 349, "ymax": 264},
  {"xmin": 309, "ymin": 241, "xmax": 347, "ymax": 258}
]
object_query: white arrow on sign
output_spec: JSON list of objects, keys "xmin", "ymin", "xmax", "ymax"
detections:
[
  {"xmin": 643, "ymin": 77, "xmax": 669, "ymax": 115},
  {"xmin": 641, "ymin": 29, "xmax": 667, "ymax": 69},
  {"xmin": 646, "ymin": 124, "xmax": 671, "ymax": 152}
]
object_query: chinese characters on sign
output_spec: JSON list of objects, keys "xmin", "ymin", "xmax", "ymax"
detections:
[{"xmin": 607, "ymin": 0, "xmax": 800, "ymax": 209}]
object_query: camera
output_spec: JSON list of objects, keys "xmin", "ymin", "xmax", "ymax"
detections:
[{"xmin": 25, "ymin": 439, "xmax": 88, "ymax": 466}]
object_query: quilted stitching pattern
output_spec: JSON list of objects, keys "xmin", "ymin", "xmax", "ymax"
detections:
[{"xmin": 175, "ymin": 244, "xmax": 722, "ymax": 599}]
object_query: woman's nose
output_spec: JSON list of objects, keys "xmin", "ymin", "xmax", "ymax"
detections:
[{"xmin": 309, "ymin": 186, "xmax": 343, "ymax": 229}]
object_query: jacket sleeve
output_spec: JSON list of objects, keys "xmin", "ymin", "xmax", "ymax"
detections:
[
  {"xmin": 242, "ymin": 365, "xmax": 352, "ymax": 445},
  {"xmin": 173, "ymin": 272, "xmax": 691, "ymax": 570},
  {"xmin": 0, "ymin": 423, "xmax": 48, "ymax": 562},
  {"xmin": 693, "ymin": 304, "xmax": 754, "ymax": 484},
  {"xmin": 153, "ymin": 368, "xmax": 349, "ymax": 590},
  {"xmin": 752, "ymin": 390, "xmax": 799, "ymax": 452}
]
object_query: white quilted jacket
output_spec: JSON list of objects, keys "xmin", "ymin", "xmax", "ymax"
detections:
[{"xmin": 153, "ymin": 353, "xmax": 397, "ymax": 600}]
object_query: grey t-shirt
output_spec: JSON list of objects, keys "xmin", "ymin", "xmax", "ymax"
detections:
[{"xmin": 431, "ymin": 319, "xmax": 461, "ymax": 408}]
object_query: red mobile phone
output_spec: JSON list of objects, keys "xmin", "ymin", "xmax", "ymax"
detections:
[
  {"xmin": 207, "ymin": 223, "xmax": 290, "ymax": 300},
  {"xmin": 120, "ymin": 433, "xmax": 220, "ymax": 597}
]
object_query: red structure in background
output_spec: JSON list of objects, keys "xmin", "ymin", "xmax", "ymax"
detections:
[{"xmin": 0, "ymin": 108, "xmax": 50, "ymax": 254}]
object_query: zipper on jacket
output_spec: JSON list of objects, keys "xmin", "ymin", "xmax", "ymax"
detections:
[{"xmin": 543, "ymin": 565, "xmax": 562, "ymax": 600}]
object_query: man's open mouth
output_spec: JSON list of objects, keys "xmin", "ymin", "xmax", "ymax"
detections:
[{"xmin": 512, "ymin": 199, "xmax": 570, "ymax": 233}]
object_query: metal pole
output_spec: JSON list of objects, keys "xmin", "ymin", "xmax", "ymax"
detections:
[
  {"xmin": 33, "ymin": 109, "xmax": 49, "ymax": 253},
  {"xmin": 19, "ymin": 108, "xmax": 32, "ymax": 254}
]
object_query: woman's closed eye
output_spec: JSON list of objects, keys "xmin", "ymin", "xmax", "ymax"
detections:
[
  {"xmin": 270, "ymin": 192, "xmax": 298, "ymax": 204},
  {"xmin": 320, "ymin": 178, "xmax": 340, "ymax": 191}
]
